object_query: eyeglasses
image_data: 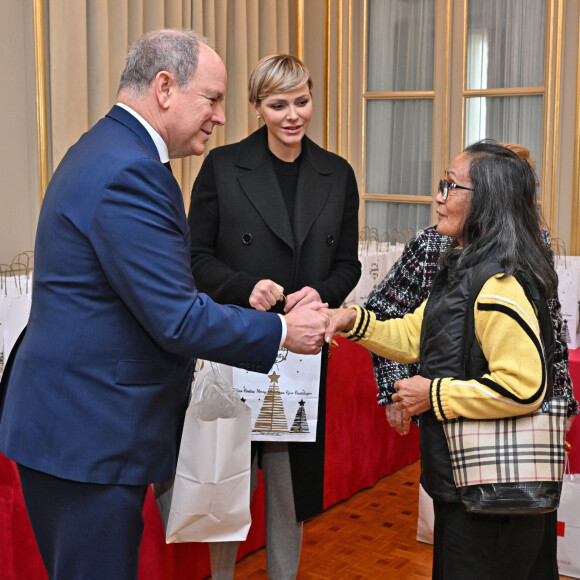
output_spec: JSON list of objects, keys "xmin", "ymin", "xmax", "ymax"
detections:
[{"xmin": 438, "ymin": 179, "xmax": 474, "ymax": 201}]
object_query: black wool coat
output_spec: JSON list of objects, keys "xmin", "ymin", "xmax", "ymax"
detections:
[{"xmin": 188, "ymin": 126, "xmax": 361, "ymax": 520}]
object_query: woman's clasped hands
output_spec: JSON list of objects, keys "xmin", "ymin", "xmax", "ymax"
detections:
[
  {"xmin": 250, "ymin": 279, "xmax": 323, "ymax": 313},
  {"xmin": 391, "ymin": 376, "xmax": 432, "ymax": 419}
]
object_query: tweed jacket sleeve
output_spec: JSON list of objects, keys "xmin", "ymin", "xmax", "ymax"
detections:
[
  {"xmin": 364, "ymin": 227, "xmax": 451, "ymax": 404},
  {"xmin": 539, "ymin": 230, "xmax": 578, "ymax": 416}
]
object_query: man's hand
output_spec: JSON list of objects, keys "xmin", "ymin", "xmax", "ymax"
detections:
[
  {"xmin": 284, "ymin": 286, "xmax": 322, "ymax": 313},
  {"xmin": 249, "ymin": 279, "xmax": 285, "ymax": 311},
  {"xmin": 283, "ymin": 302, "xmax": 329, "ymax": 354},
  {"xmin": 323, "ymin": 308, "xmax": 357, "ymax": 343}
]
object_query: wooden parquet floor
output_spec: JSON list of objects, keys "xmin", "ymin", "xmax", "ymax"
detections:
[
  {"xmin": 226, "ymin": 460, "xmax": 576, "ymax": 580},
  {"xmin": 230, "ymin": 460, "xmax": 430, "ymax": 579}
]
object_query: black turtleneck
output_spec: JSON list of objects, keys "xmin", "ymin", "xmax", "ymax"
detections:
[{"xmin": 269, "ymin": 148, "xmax": 302, "ymax": 225}]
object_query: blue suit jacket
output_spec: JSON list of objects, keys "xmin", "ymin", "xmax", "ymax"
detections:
[{"xmin": 0, "ymin": 106, "xmax": 281, "ymax": 485}]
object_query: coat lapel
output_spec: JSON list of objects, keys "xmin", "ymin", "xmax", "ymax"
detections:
[
  {"xmin": 237, "ymin": 165, "xmax": 294, "ymax": 249},
  {"xmin": 293, "ymin": 156, "xmax": 331, "ymax": 248},
  {"xmin": 293, "ymin": 138, "xmax": 332, "ymax": 248},
  {"xmin": 235, "ymin": 128, "xmax": 333, "ymax": 251},
  {"xmin": 236, "ymin": 128, "xmax": 294, "ymax": 249}
]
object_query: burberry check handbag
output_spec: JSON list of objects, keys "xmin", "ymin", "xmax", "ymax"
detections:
[{"xmin": 442, "ymin": 396, "xmax": 567, "ymax": 515}]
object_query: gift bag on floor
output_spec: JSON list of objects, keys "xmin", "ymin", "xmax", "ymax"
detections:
[
  {"xmin": 556, "ymin": 259, "xmax": 580, "ymax": 349},
  {"xmin": 416, "ymin": 483, "xmax": 434, "ymax": 544},
  {"xmin": 156, "ymin": 362, "xmax": 252, "ymax": 543},
  {"xmin": 557, "ymin": 471, "xmax": 580, "ymax": 578}
]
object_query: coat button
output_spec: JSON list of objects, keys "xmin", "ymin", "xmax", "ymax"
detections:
[
  {"xmin": 242, "ymin": 233, "xmax": 253, "ymax": 245},
  {"xmin": 327, "ymin": 234, "xmax": 335, "ymax": 245}
]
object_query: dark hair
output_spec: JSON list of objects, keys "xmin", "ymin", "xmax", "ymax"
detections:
[
  {"xmin": 117, "ymin": 29, "xmax": 212, "ymax": 98},
  {"xmin": 443, "ymin": 139, "xmax": 557, "ymax": 299}
]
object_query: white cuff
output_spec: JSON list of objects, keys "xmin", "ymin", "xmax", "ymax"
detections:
[{"xmin": 277, "ymin": 314, "xmax": 287, "ymax": 348}]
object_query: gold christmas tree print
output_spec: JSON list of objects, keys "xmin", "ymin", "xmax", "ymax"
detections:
[
  {"xmin": 290, "ymin": 400, "xmax": 309, "ymax": 433},
  {"xmin": 252, "ymin": 371, "xmax": 289, "ymax": 432}
]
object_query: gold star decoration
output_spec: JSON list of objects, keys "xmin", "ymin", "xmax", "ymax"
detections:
[{"xmin": 269, "ymin": 371, "xmax": 280, "ymax": 383}]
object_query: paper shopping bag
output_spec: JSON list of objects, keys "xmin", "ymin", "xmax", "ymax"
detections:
[
  {"xmin": 556, "ymin": 262, "xmax": 580, "ymax": 349},
  {"xmin": 0, "ymin": 273, "xmax": 33, "ymax": 375},
  {"xmin": 357, "ymin": 249, "xmax": 391, "ymax": 307},
  {"xmin": 160, "ymin": 364, "xmax": 252, "ymax": 543},
  {"xmin": 557, "ymin": 473, "xmax": 580, "ymax": 578},
  {"xmin": 416, "ymin": 483, "xmax": 434, "ymax": 545},
  {"xmin": 233, "ymin": 350, "xmax": 321, "ymax": 442}
]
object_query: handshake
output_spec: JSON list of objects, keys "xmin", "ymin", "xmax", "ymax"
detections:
[
  {"xmin": 281, "ymin": 302, "xmax": 358, "ymax": 355},
  {"xmin": 248, "ymin": 280, "xmax": 357, "ymax": 354}
]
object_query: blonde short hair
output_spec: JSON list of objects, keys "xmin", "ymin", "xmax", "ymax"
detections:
[{"xmin": 248, "ymin": 54, "xmax": 312, "ymax": 104}]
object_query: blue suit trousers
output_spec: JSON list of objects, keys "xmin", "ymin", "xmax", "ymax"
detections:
[{"xmin": 18, "ymin": 465, "xmax": 149, "ymax": 580}]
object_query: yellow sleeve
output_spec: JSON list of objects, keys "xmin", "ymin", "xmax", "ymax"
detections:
[
  {"xmin": 431, "ymin": 274, "xmax": 547, "ymax": 421},
  {"xmin": 341, "ymin": 302, "xmax": 426, "ymax": 364}
]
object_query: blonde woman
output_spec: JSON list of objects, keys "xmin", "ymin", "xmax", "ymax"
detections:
[{"xmin": 188, "ymin": 54, "xmax": 361, "ymax": 579}]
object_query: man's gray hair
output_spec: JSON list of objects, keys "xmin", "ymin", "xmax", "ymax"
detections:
[{"xmin": 117, "ymin": 29, "xmax": 213, "ymax": 97}]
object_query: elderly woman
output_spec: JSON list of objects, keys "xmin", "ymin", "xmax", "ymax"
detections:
[
  {"xmin": 364, "ymin": 143, "xmax": 573, "ymax": 578},
  {"xmin": 325, "ymin": 140, "xmax": 558, "ymax": 579},
  {"xmin": 188, "ymin": 54, "xmax": 360, "ymax": 579},
  {"xmin": 366, "ymin": 143, "xmax": 576, "ymax": 434}
]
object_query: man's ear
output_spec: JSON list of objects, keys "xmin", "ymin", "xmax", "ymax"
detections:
[{"xmin": 155, "ymin": 71, "xmax": 174, "ymax": 110}]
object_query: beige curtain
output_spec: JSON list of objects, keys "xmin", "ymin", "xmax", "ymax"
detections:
[{"xmin": 47, "ymin": 0, "xmax": 294, "ymax": 208}]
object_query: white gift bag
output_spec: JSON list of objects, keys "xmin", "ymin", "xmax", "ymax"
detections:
[
  {"xmin": 556, "ymin": 261, "xmax": 580, "ymax": 349},
  {"xmin": 0, "ymin": 273, "xmax": 33, "ymax": 370},
  {"xmin": 557, "ymin": 472, "xmax": 580, "ymax": 578},
  {"xmin": 159, "ymin": 363, "xmax": 252, "ymax": 543},
  {"xmin": 416, "ymin": 483, "xmax": 434, "ymax": 545},
  {"xmin": 2, "ymin": 293, "xmax": 32, "ymax": 362},
  {"xmin": 357, "ymin": 248, "xmax": 391, "ymax": 307},
  {"xmin": 233, "ymin": 350, "xmax": 321, "ymax": 442}
]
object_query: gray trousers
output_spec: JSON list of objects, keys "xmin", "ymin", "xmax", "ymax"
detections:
[{"xmin": 209, "ymin": 442, "xmax": 303, "ymax": 580}]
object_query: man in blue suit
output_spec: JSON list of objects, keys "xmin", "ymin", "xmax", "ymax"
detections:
[{"xmin": 0, "ymin": 29, "xmax": 328, "ymax": 580}]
